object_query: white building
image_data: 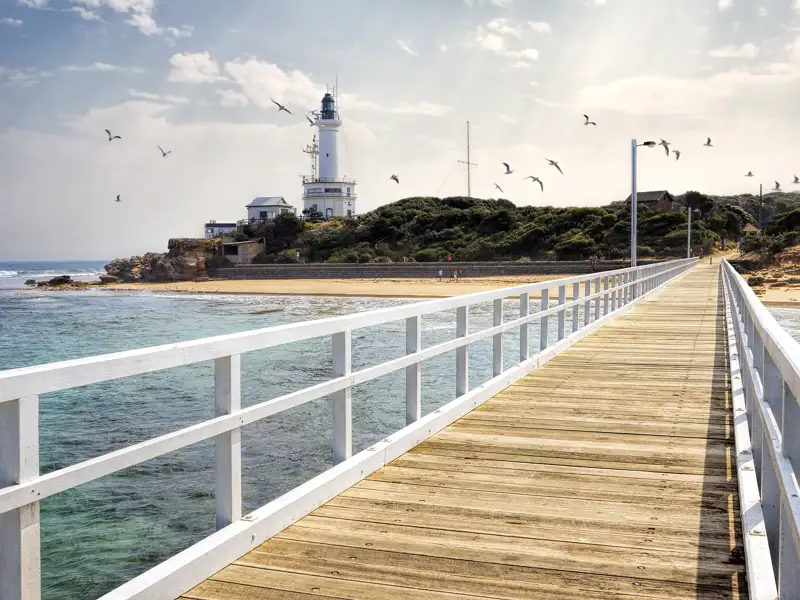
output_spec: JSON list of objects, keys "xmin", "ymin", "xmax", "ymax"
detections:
[
  {"xmin": 204, "ymin": 221, "xmax": 237, "ymax": 239},
  {"xmin": 245, "ymin": 197, "xmax": 297, "ymax": 223},
  {"xmin": 302, "ymin": 92, "xmax": 357, "ymax": 218}
]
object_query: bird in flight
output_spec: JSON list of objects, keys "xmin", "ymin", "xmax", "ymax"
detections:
[
  {"xmin": 115, "ymin": 194, "xmax": 121, "ymax": 202},
  {"xmin": 158, "ymin": 145, "xmax": 172, "ymax": 158},
  {"xmin": 704, "ymin": 137, "xmax": 713, "ymax": 147},
  {"xmin": 502, "ymin": 162, "xmax": 515, "ymax": 175},
  {"xmin": 390, "ymin": 174, "xmax": 399, "ymax": 184},
  {"xmin": 583, "ymin": 114, "xmax": 596, "ymax": 126},
  {"xmin": 524, "ymin": 176, "xmax": 544, "ymax": 191},
  {"xmin": 306, "ymin": 115, "xmax": 315, "ymax": 126},
  {"xmin": 672, "ymin": 149, "xmax": 681, "ymax": 161},
  {"xmin": 105, "ymin": 129, "xmax": 121, "ymax": 142},
  {"xmin": 270, "ymin": 98, "xmax": 292, "ymax": 114},
  {"xmin": 793, "ymin": 175, "xmax": 799, "ymax": 184},
  {"xmin": 774, "ymin": 181, "xmax": 781, "ymax": 191},
  {"xmin": 659, "ymin": 139, "xmax": 671, "ymax": 156},
  {"xmin": 745, "ymin": 171, "xmax": 754, "ymax": 177},
  {"xmin": 493, "ymin": 182, "xmax": 504, "ymax": 194},
  {"xmin": 546, "ymin": 159, "xmax": 563, "ymax": 175}
]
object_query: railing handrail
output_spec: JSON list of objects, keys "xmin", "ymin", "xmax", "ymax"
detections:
[
  {"xmin": 720, "ymin": 258, "xmax": 800, "ymax": 598},
  {"xmin": 0, "ymin": 257, "xmax": 697, "ymax": 600},
  {"xmin": 0, "ymin": 260, "xmax": 691, "ymax": 404}
]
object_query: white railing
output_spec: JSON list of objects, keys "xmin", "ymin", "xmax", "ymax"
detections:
[
  {"xmin": 0, "ymin": 257, "xmax": 696, "ymax": 600},
  {"xmin": 721, "ymin": 258, "xmax": 800, "ymax": 599}
]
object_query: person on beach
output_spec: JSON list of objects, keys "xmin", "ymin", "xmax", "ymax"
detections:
[
  {"xmin": 457, "ymin": 267, "xmax": 463, "ymax": 280},
  {"xmin": 438, "ymin": 269, "xmax": 443, "ymax": 281},
  {"xmin": 449, "ymin": 270, "xmax": 454, "ymax": 282}
]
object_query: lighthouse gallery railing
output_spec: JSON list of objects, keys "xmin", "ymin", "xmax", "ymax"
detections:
[{"xmin": 0, "ymin": 258, "xmax": 696, "ymax": 600}]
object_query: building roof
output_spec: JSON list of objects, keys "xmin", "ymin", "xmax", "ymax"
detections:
[
  {"xmin": 204, "ymin": 222, "xmax": 237, "ymax": 228},
  {"xmin": 743, "ymin": 223, "xmax": 759, "ymax": 233},
  {"xmin": 246, "ymin": 196, "xmax": 289, "ymax": 208},
  {"xmin": 221, "ymin": 238, "xmax": 265, "ymax": 246},
  {"xmin": 623, "ymin": 190, "xmax": 673, "ymax": 204}
]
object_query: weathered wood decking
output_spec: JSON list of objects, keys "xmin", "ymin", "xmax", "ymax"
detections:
[{"xmin": 182, "ymin": 263, "xmax": 745, "ymax": 600}]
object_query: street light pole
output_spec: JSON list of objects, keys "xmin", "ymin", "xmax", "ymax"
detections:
[
  {"xmin": 631, "ymin": 139, "xmax": 638, "ymax": 268},
  {"xmin": 687, "ymin": 206, "xmax": 692, "ymax": 259}
]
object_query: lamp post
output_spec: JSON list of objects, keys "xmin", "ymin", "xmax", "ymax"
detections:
[
  {"xmin": 687, "ymin": 205, "xmax": 692, "ymax": 258},
  {"xmin": 631, "ymin": 140, "xmax": 657, "ymax": 268}
]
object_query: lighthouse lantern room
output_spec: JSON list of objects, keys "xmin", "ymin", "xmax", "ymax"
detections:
[{"xmin": 302, "ymin": 90, "xmax": 357, "ymax": 219}]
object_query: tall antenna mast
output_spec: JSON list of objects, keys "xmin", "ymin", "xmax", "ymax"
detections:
[{"xmin": 457, "ymin": 120, "xmax": 477, "ymax": 197}]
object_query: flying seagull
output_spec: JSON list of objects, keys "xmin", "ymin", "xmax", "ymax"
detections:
[
  {"xmin": 745, "ymin": 171, "xmax": 754, "ymax": 177},
  {"xmin": 659, "ymin": 139, "xmax": 671, "ymax": 156},
  {"xmin": 524, "ymin": 175, "xmax": 544, "ymax": 191},
  {"xmin": 270, "ymin": 98, "xmax": 292, "ymax": 115},
  {"xmin": 546, "ymin": 159, "xmax": 563, "ymax": 175},
  {"xmin": 583, "ymin": 114, "xmax": 596, "ymax": 126},
  {"xmin": 390, "ymin": 174, "xmax": 399, "ymax": 184},
  {"xmin": 115, "ymin": 194, "xmax": 121, "ymax": 203},
  {"xmin": 105, "ymin": 129, "xmax": 121, "ymax": 142},
  {"xmin": 672, "ymin": 149, "xmax": 681, "ymax": 161},
  {"xmin": 158, "ymin": 145, "xmax": 172, "ymax": 157},
  {"xmin": 704, "ymin": 137, "xmax": 713, "ymax": 147},
  {"xmin": 493, "ymin": 182, "xmax": 504, "ymax": 194},
  {"xmin": 502, "ymin": 162, "xmax": 515, "ymax": 175},
  {"xmin": 775, "ymin": 181, "xmax": 781, "ymax": 191},
  {"xmin": 793, "ymin": 175, "xmax": 799, "ymax": 184},
  {"xmin": 306, "ymin": 115, "xmax": 315, "ymax": 126}
]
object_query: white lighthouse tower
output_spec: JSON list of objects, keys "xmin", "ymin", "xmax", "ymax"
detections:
[{"xmin": 302, "ymin": 90, "xmax": 356, "ymax": 218}]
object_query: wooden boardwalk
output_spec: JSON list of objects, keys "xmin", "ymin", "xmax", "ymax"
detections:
[{"xmin": 182, "ymin": 264, "xmax": 745, "ymax": 600}]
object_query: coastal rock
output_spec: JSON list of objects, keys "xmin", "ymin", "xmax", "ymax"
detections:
[
  {"xmin": 24, "ymin": 279, "xmax": 36, "ymax": 286},
  {"xmin": 36, "ymin": 275, "xmax": 90, "ymax": 291},
  {"xmin": 104, "ymin": 238, "xmax": 220, "ymax": 283},
  {"xmin": 99, "ymin": 274, "xmax": 119, "ymax": 284}
]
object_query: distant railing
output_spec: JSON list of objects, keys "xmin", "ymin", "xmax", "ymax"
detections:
[
  {"xmin": 301, "ymin": 176, "xmax": 357, "ymax": 185},
  {"xmin": 721, "ymin": 258, "xmax": 800, "ymax": 598},
  {"xmin": 0, "ymin": 258, "xmax": 696, "ymax": 600}
]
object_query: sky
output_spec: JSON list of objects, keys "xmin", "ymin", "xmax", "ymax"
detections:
[{"xmin": 1, "ymin": 0, "xmax": 800, "ymax": 260}]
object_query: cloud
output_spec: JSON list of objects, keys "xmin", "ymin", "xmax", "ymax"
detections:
[
  {"xmin": 67, "ymin": 6, "xmax": 104, "ymax": 20},
  {"xmin": 0, "ymin": 66, "xmax": 48, "ymax": 87},
  {"xmin": 717, "ymin": 0, "xmax": 733, "ymax": 10},
  {"xmin": 440, "ymin": 43, "xmax": 448, "ymax": 52},
  {"xmin": 708, "ymin": 43, "xmax": 759, "ymax": 58},
  {"xmin": 222, "ymin": 58, "xmax": 321, "ymax": 108},
  {"xmin": 128, "ymin": 89, "xmax": 189, "ymax": 104},
  {"xmin": 1, "ymin": 17, "xmax": 23, "ymax": 26},
  {"xmin": 19, "ymin": 0, "xmax": 49, "ymax": 7},
  {"xmin": 475, "ymin": 22, "xmax": 539, "ymax": 64},
  {"xmin": 498, "ymin": 113, "xmax": 517, "ymax": 123},
  {"xmin": 489, "ymin": 0, "xmax": 513, "ymax": 6},
  {"xmin": 68, "ymin": 0, "xmax": 191, "ymax": 39},
  {"xmin": 528, "ymin": 22, "xmax": 551, "ymax": 34},
  {"xmin": 396, "ymin": 39, "xmax": 419, "ymax": 56},
  {"xmin": 593, "ymin": 0, "xmax": 608, "ymax": 5},
  {"xmin": 168, "ymin": 51, "xmax": 224, "ymax": 84},
  {"xmin": 63, "ymin": 62, "xmax": 144, "ymax": 73},
  {"xmin": 217, "ymin": 89, "xmax": 249, "ymax": 107},
  {"xmin": 758, "ymin": 7, "xmax": 767, "ymax": 16}
]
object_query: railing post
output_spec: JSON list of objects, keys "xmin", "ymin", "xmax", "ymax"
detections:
[
  {"xmin": 603, "ymin": 276, "xmax": 609, "ymax": 316},
  {"xmin": 540, "ymin": 288, "xmax": 549, "ymax": 351},
  {"xmin": 557, "ymin": 284, "xmax": 566, "ymax": 341},
  {"xmin": 214, "ymin": 356, "xmax": 242, "ymax": 530},
  {"xmin": 0, "ymin": 395, "xmax": 40, "ymax": 600},
  {"xmin": 618, "ymin": 274, "xmax": 624, "ymax": 308},
  {"xmin": 583, "ymin": 280, "xmax": 591, "ymax": 326},
  {"xmin": 456, "ymin": 306, "xmax": 469, "ymax": 396},
  {"xmin": 332, "ymin": 331, "xmax": 352, "ymax": 464},
  {"xmin": 593, "ymin": 278, "xmax": 601, "ymax": 320},
  {"xmin": 520, "ymin": 293, "xmax": 529, "ymax": 361},
  {"xmin": 571, "ymin": 283, "xmax": 579, "ymax": 334},
  {"xmin": 610, "ymin": 275, "xmax": 617, "ymax": 311},
  {"xmin": 405, "ymin": 316, "xmax": 421, "ymax": 425},
  {"xmin": 492, "ymin": 299, "xmax": 503, "ymax": 377},
  {"xmin": 780, "ymin": 383, "xmax": 800, "ymax": 595}
]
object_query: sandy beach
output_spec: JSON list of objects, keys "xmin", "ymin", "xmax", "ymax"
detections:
[
  {"xmin": 105, "ymin": 275, "xmax": 578, "ymax": 299},
  {"xmin": 754, "ymin": 288, "xmax": 800, "ymax": 307}
]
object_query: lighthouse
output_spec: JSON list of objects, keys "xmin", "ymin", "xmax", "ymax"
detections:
[{"xmin": 302, "ymin": 90, "xmax": 357, "ymax": 219}]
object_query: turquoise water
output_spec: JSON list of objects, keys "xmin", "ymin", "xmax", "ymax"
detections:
[{"xmin": 1, "ymin": 263, "xmax": 798, "ymax": 599}]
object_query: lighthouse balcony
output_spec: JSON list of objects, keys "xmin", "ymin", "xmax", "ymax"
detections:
[
  {"xmin": 303, "ymin": 190, "xmax": 357, "ymax": 200},
  {"xmin": 302, "ymin": 176, "xmax": 357, "ymax": 185}
]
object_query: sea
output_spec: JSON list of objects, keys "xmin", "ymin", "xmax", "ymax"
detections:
[{"xmin": 1, "ymin": 260, "xmax": 799, "ymax": 599}]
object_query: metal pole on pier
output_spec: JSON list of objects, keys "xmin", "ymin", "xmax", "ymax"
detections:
[
  {"xmin": 458, "ymin": 121, "xmax": 477, "ymax": 198},
  {"xmin": 631, "ymin": 139, "xmax": 638, "ymax": 268},
  {"xmin": 687, "ymin": 205, "xmax": 692, "ymax": 258}
]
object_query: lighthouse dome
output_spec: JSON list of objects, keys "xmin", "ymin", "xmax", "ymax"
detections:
[{"xmin": 320, "ymin": 93, "xmax": 336, "ymax": 120}]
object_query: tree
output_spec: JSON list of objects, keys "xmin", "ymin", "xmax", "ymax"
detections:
[
  {"xmin": 302, "ymin": 207, "xmax": 324, "ymax": 222},
  {"xmin": 273, "ymin": 213, "xmax": 304, "ymax": 248}
]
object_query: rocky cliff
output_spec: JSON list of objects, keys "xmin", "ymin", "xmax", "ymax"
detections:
[{"xmin": 104, "ymin": 238, "xmax": 220, "ymax": 283}]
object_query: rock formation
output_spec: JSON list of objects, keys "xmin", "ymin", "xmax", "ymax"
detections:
[
  {"xmin": 104, "ymin": 238, "xmax": 220, "ymax": 283},
  {"xmin": 36, "ymin": 275, "xmax": 90, "ymax": 290}
]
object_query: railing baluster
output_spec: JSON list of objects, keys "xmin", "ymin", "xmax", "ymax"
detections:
[
  {"xmin": 557, "ymin": 285, "xmax": 566, "ymax": 341},
  {"xmin": 593, "ymin": 278, "xmax": 601, "ymax": 321},
  {"xmin": 780, "ymin": 383, "xmax": 800, "ymax": 595},
  {"xmin": 583, "ymin": 280, "xmax": 591, "ymax": 326},
  {"xmin": 456, "ymin": 306, "xmax": 469, "ymax": 396},
  {"xmin": 520, "ymin": 293, "xmax": 529, "ymax": 361},
  {"xmin": 603, "ymin": 276, "xmax": 609, "ymax": 316},
  {"xmin": 540, "ymin": 288, "xmax": 549, "ymax": 351},
  {"xmin": 610, "ymin": 276, "xmax": 617, "ymax": 311},
  {"xmin": 493, "ymin": 299, "xmax": 503, "ymax": 377},
  {"xmin": 332, "ymin": 331, "xmax": 352, "ymax": 464},
  {"xmin": 214, "ymin": 356, "xmax": 242, "ymax": 530},
  {"xmin": 0, "ymin": 395, "xmax": 40, "ymax": 600},
  {"xmin": 571, "ymin": 283, "xmax": 579, "ymax": 334},
  {"xmin": 405, "ymin": 316, "xmax": 421, "ymax": 425}
]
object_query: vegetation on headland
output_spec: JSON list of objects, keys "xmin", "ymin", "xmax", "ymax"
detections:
[{"xmin": 226, "ymin": 191, "xmax": 800, "ymax": 265}]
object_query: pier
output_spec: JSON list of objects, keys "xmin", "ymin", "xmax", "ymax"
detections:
[{"xmin": 2, "ymin": 258, "xmax": 799, "ymax": 599}]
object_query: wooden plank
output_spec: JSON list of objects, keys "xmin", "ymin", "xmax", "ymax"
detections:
[{"xmin": 180, "ymin": 264, "xmax": 747, "ymax": 600}]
